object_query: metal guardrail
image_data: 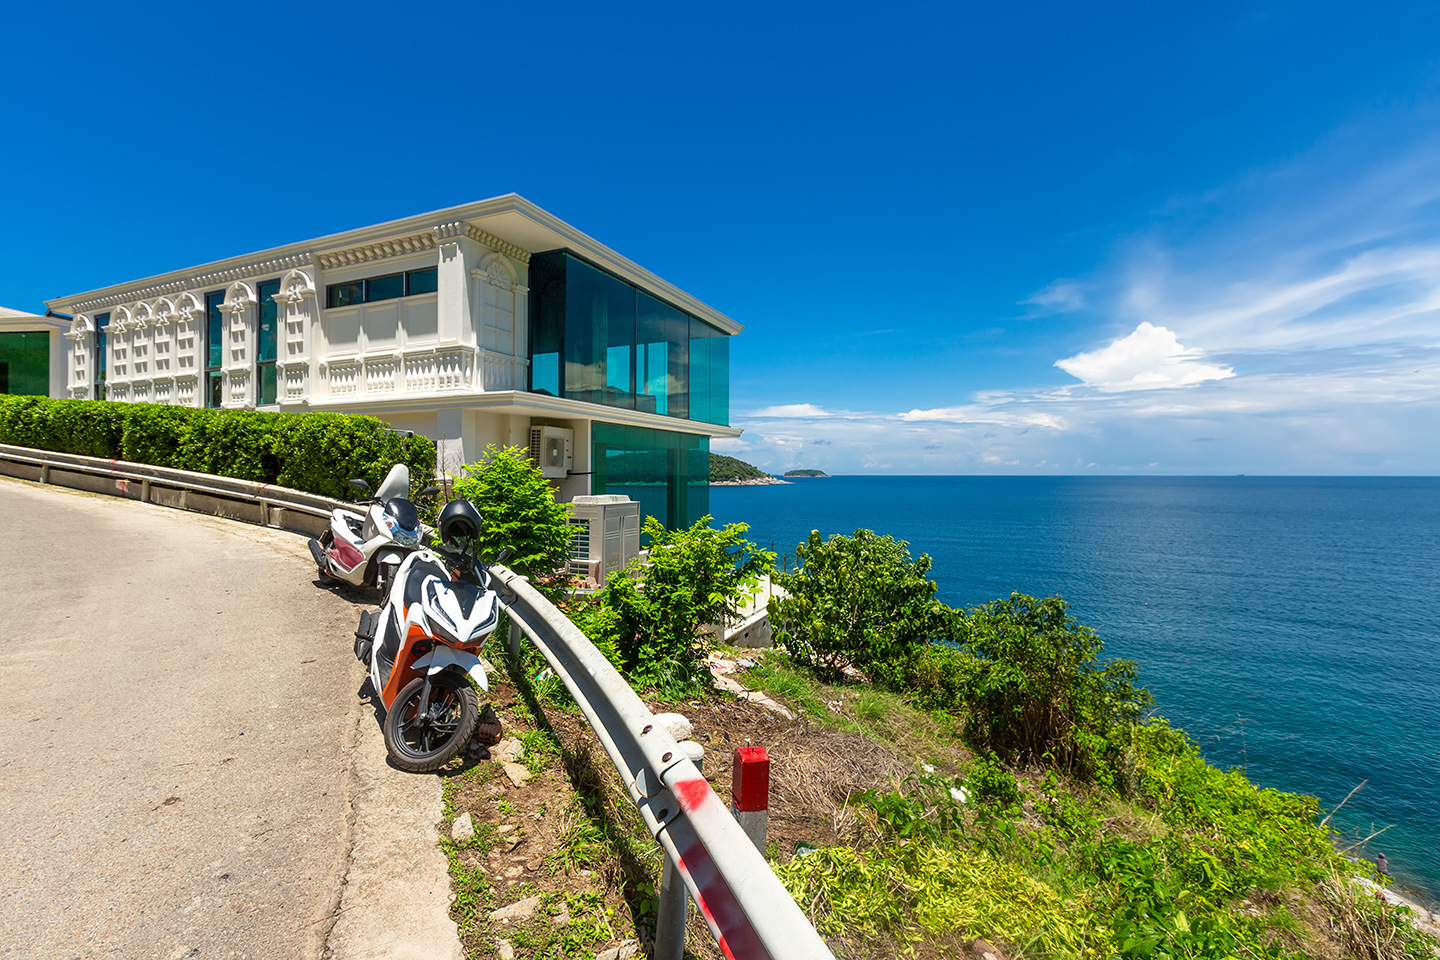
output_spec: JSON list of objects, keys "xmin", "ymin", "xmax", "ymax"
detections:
[
  {"xmin": 2, "ymin": 441, "xmax": 836, "ymax": 958},
  {"xmin": 490, "ymin": 564, "xmax": 836, "ymax": 960},
  {"xmin": 0, "ymin": 443, "xmax": 351, "ymax": 534}
]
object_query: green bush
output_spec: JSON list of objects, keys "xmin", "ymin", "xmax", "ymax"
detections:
[
  {"xmin": 450, "ymin": 445, "xmax": 573, "ymax": 581},
  {"xmin": 769, "ymin": 528, "xmax": 950, "ymax": 683},
  {"xmin": 946, "ymin": 593, "xmax": 1153, "ymax": 785},
  {"xmin": 587, "ymin": 516, "xmax": 772, "ymax": 695},
  {"xmin": 0, "ymin": 396, "xmax": 434, "ymax": 499}
]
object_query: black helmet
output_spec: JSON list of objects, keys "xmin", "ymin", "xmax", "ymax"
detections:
[{"xmin": 437, "ymin": 499, "xmax": 482, "ymax": 544}]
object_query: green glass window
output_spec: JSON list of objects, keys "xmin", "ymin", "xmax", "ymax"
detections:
[
  {"xmin": 367, "ymin": 273, "xmax": 404, "ymax": 302},
  {"xmin": 591, "ymin": 423, "xmax": 709, "ymax": 534},
  {"xmin": 256, "ymin": 279, "xmax": 279, "ymax": 405},
  {"xmin": 529, "ymin": 253, "xmax": 564, "ymax": 396},
  {"xmin": 405, "ymin": 268, "xmax": 438, "ymax": 295},
  {"xmin": 564, "ymin": 257, "xmax": 635, "ymax": 407},
  {"xmin": 94, "ymin": 312, "xmax": 110, "ymax": 399},
  {"xmin": 326, "ymin": 282, "xmax": 363, "ymax": 308},
  {"xmin": 688, "ymin": 320, "xmax": 729, "ymax": 426},
  {"xmin": 204, "ymin": 293, "xmax": 224, "ymax": 407},
  {"xmin": 0, "ymin": 331, "xmax": 50, "ymax": 396},
  {"xmin": 637, "ymin": 292, "xmax": 688, "ymax": 418}
]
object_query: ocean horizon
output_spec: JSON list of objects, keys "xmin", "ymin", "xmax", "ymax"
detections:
[{"xmin": 711, "ymin": 474, "xmax": 1440, "ymax": 905}]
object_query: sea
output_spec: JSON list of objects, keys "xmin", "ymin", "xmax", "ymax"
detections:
[{"xmin": 710, "ymin": 476, "xmax": 1440, "ymax": 905}]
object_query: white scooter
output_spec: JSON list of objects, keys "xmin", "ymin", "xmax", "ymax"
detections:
[
  {"xmin": 308, "ymin": 463, "xmax": 436, "ymax": 599},
  {"xmin": 351, "ymin": 499, "xmax": 507, "ymax": 772}
]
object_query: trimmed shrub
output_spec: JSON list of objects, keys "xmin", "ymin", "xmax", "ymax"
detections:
[{"xmin": 0, "ymin": 396, "xmax": 434, "ymax": 499}]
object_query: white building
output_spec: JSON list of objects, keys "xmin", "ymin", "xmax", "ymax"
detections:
[{"xmin": 44, "ymin": 195, "xmax": 740, "ymax": 529}]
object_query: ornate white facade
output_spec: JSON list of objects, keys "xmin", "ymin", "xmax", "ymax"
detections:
[{"xmin": 45, "ymin": 195, "xmax": 743, "ymax": 499}]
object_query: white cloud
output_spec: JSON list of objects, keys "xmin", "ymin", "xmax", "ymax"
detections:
[
  {"xmin": 1055, "ymin": 322, "xmax": 1236, "ymax": 392},
  {"xmin": 747, "ymin": 403, "xmax": 833, "ymax": 418},
  {"xmin": 1024, "ymin": 280, "xmax": 1085, "ymax": 313}
]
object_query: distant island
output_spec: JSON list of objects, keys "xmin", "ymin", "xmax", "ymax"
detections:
[
  {"xmin": 783, "ymin": 469, "xmax": 829, "ymax": 478},
  {"xmin": 710, "ymin": 454, "xmax": 788, "ymax": 486}
]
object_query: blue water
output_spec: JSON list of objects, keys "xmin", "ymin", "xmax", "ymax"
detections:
[{"xmin": 711, "ymin": 476, "xmax": 1440, "ymax": 904}]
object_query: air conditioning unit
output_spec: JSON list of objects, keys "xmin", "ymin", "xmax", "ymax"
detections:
[{"xmin": 529, "ymin": 425, "xmax": 574, "ymax": 479}]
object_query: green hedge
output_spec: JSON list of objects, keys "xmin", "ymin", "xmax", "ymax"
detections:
[{"xmin": 0, "ymin": 396, "xmax": 435, "ymax": 500}]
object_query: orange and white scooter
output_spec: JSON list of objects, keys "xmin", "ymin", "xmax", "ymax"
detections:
[{"xmin": 352, "ymin": 498, "xmax": 506, "ymax": 772}]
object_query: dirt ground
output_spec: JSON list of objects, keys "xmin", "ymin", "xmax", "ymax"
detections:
[{"xmin": 436, "ymin": 664, "xmax": 925, "ymax": 960}]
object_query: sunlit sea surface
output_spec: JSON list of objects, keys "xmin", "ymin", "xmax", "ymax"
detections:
[{"xmin": 711, "ymin": 476, "xmax": 1440, "ymax": 904}]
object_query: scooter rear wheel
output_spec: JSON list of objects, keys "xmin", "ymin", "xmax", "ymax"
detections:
[
  {"xmin": 316, "ymin": 528, "xmax": 334, "ymax": 580},
  {"xmin": 382, "ymin": 673, "xmax": 478, "ymax": 773}
]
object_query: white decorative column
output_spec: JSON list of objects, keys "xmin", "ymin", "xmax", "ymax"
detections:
[
  {"xmin": 174, "ymin": 294, "xmax": 204, "ymax": 407},
  {"xmin": 434, "ymin": 222, "xmax": 470, "ymax": 347},
  {"xmin": 276, "ymin": 269, "xmax": 317, "ymax": 405},
  {"xmin": 65, "ymin": 316, "xmax": 92, "ymax": 399},
  {"xmin": 222, "ymin": 281, "xmax": 256, "ymax": 408}
]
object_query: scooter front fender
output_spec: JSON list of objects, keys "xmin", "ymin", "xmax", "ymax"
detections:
[{"xmin": 411, "ymin": 646, "xmax": 488, "ymax": 692}]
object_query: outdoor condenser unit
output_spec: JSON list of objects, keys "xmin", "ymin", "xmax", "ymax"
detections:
[
  {"xmin": 529, "ymin": 425, "xmax": 574, "ymax": 479},
  {"xmin": 567, "ymin": 495, "xmax": 640, "ymax": 584}
]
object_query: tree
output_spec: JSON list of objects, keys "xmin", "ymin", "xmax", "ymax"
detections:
[
  {"xmin": 450, "ymin": 445, "xmax": 573, "ymax": 585},
  {"xmin": 585, "ymin": 516, "xmax": 773, "ymax": 694},
  {"xmin": 769, "ymin": 529, "xmax": 949, "ymax": 683},
  {"xmin": 952, "ymin": 593, "xmax": 1153, "ymax": 784}
]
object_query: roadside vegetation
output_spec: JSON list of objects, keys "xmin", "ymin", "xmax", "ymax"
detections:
[
  {"xmin": 0, "ymin": 395, "xmax": 434, "ymax": 498},
  {"xmin": 441, "ymin": 455, "xmax": 1437, "ymax": 960}
]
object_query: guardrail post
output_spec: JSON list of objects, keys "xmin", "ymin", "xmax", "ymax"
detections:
[
  {"xmin": 655, "ymin": 739, "xmax": 704, "ymax": 960},
  {"xmin": 732, "ymin": 746, "xmax": 770, "ymax": 853}
]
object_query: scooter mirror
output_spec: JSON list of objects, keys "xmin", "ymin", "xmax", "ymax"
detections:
[
  {"xmin": 349, "ymin": 478, "xmax": 371, "ymax": 493},
  {"xmin": 494, "ymin": 547, "xmax": 515, "ymax": 565},
  {"xmin": 418, "ymin": 486, "xmax": 440, "ymax": 498}
]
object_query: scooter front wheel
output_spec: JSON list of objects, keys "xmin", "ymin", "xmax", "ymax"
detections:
[{"xmin": 382, "ymin": 673, "xmax": 478, "ymax": 773}]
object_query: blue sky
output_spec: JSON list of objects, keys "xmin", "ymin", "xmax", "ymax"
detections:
[{"xmin": 5, "ymin": 1, "xmax": 1439, "ymax": 474}]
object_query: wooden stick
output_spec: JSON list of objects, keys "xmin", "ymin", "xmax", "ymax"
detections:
[{"xmin": 1321, "ymin": 780, "xmax": 1367, "ymax": 828}]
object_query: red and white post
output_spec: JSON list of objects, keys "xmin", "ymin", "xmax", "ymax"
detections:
[{"xmin": 730, "ymin": 746, "xmax": 770, "ymax": 853}]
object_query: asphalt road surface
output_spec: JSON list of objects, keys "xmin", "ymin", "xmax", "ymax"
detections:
[{"xmin": 0, "ymin": 478, "xmax": 460, "ymax": 960}]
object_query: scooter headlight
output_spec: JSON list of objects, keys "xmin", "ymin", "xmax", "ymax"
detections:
[{"xmin": 393, "ymin": 525, "xmax": 420, "ymax": 547}]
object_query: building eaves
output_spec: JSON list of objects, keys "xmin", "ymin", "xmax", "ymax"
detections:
[{"xmin": 44, "ymin": 194, "xmax": 743, "ymax": 335}]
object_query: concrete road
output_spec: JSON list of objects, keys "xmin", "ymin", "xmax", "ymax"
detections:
[{"xmin": 0, "ymin": 478, "xmax": 460, "ymax": 960}]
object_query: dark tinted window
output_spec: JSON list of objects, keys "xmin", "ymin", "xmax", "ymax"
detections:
[
  {"xmin": 405, "ymin": 268, "xmax": 437, "ymax": 295},
  {"xmin": 367, "ymin": 273, "xmax": 404, "ymax": 302}
]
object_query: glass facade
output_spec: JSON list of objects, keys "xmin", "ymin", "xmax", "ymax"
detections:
[
  {"xmin": 528, "ymin": 252, "xmax": 730, "ymax": 426},
  {"xmin": 591, "ymin": 423, "xmax": 709, "ymax": 533}
]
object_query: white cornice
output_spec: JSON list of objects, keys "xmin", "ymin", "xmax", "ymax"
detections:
[
  {"xmin": 315, "ymin": 231, "xmax": 436, "ymax": 270},
  {"xmin": 66, "ymin": 253, "xmax": 316, "ymax": 313},
  {"xmin": 466, "ymin": 224, "xmax": 531, "ymax": 264}
]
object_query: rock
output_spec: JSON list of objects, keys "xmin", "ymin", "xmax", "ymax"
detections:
[
  {"xmin": 496, "ymin": 939, "xmax": 514, "ymax": 960},
  {"xmin": 654, "ymin": 712, "xmax": 693, "ymax": 741},
  {"xmin": 972, "ymin": 939, "xmax": 1008, "ymax": 960},
  {"xmin": 496, "ymin": 738, "xmax": 524, "ymax": 762},
  {"xmin": 496, "ymin": 824, "xmax": 516, "ymax": 836},
  {"xmin": 503, "ymin": 762, "xmax": 532, "ymax": 787},
  {"xmin": 551, "ymin": 905, "xmax": 570, "ymax": 927},
  {"xmin": 596, "ymin": 940, "xmax": 640, "ymax": 960},
  {"xmin": 451, "ymin": 812, "xmax": 474, "ymax": 842},
  {"xmin": 489, "ymin": 895, "xmax": 543, "ymax": 922},
  {"xmin": 503, "ymin": 865, "xmax": 524, "ymax": 879}
]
